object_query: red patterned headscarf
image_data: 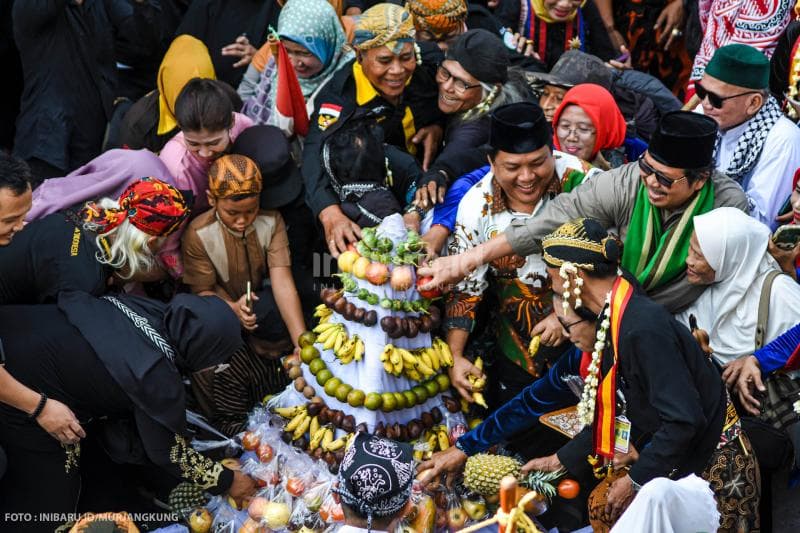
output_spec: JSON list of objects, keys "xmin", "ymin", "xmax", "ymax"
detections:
[{"xmin": 82, "ymin": 177, "xmax": 190, "ymax": 236}]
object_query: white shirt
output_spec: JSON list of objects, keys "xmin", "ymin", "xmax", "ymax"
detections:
[{"xmin": 716, "ymin": 115, "xmax": 800, "ymax": 229}]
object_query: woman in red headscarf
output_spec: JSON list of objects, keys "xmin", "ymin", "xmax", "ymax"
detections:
[
  {"xmin": 552, "ymin": 83, "xmax": 627, "ymax": 175},
  {"xmin": 0, "ymin": 177, "xmax": 189, "ymax": 304}
]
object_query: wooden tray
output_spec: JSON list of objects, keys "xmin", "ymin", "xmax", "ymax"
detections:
[{"xmin": 539, "ymin": 405, "xmax": 584, "ymax": 439}]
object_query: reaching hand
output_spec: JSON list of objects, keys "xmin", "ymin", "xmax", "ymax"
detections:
[
  {"xmin": 521, "ymin": 453, "xmax": 563, "ymax": 474},
  {"xmin": 412, "ymin": 125, "xmax": 443, "ymax": 171},
  {"xmin": 727, "ymin": 356, "xmax": 765, "ymax": 416},
  {"xmin": 221, "ymin": 35, "xmax": 257, "ymax": 68},
  {"xmin": 319, "ymin": 205, "xmax": 362, "ymax": 257},
  {"xmin": 416, "ymin": 446, "xmax": 468, "ymax": 487},
  {"xmin": 417, "ymin": 254, "xmax": 474, "ymax": 292},
  {"xmin": 37, "ymin": 399, "xmax": 86, "ymax": 445},
  {"xmin": 654, "ymin": 1, "xmax": 686, "ymax": 50},
  {"xmin": 531, "ymin": 312, "xmax": 567, "ymax": 346},
  {"xmin": 228, "ymin": 470, "xmax": 257, "ymax": 505},
  {"xmin": 448, "ymin": 354, "xmax": 484, "ymax": 402},
  {"xmin": 414, "ymin": 172, "xmax": 447, "ymax": 209}
]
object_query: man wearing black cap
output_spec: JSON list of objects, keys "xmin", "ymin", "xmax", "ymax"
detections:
[
  {"xmin": 334, "ymin": 433, "xmax": 415, "ymax": 533},
  {"xmin": 420, "ymin": 110, "xmax": 747, "ymax": 316},
  {"xmin": 443, "ymin": 101, "xmax": 599, "ymax": 405}
]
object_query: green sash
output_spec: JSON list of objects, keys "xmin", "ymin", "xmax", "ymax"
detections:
[
  {"xmin": 561, "ymin": 168, "xmax": 587, "ymax": 193},
  {"xmin": 621, "ymin": 180, "xmax": 715, "ymax": 290}
]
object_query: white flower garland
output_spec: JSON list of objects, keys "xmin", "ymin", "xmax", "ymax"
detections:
[
  {"xmin": 576, "ymin": 293, "xmax": 612, "ymax": 427},
  {"xmin": 559, "ymin": 262, "xmax": 583, "ymax": 313}
]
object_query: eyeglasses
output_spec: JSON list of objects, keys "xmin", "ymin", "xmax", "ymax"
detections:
[
  {"xmin": 557, "ymin": 316, "xmax": 586, "ymax": 334},
  {"xmin": 556, "ymin": 123, "xmax": 596, "ymax": 140},
  {"xmin": 695, "ymin": 81, "xmax": 760, "ymax": 109},
  {"xmin": 638, "ymin": 155, "xmax": 688, "ymax": 189},
  {"xmin": 436, "ymin": 64, "xmax": 481, "ymax": 94}
]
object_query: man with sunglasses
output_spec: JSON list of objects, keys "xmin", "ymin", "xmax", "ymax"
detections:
[
  {"xmin": 698, "ymin": 43, "xmax": 800, "ymax": 229},
  {"xmin": 419, "ymin": 110, "xmax": 748, "ymax": 314}
]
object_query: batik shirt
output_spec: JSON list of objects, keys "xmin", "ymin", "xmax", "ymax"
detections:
[{"xmin": 444, "ymin": 173, "xmax": 553, "ymax": 377}]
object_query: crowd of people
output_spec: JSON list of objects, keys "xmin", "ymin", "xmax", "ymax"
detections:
[{"xmin": 1, "ymin": 0, "xmax": 800, "ymax": 531}]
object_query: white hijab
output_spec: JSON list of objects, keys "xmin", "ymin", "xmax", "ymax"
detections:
[{"xmin": 678, "ymin": 207, "xmax": 800, "ymax": 364}]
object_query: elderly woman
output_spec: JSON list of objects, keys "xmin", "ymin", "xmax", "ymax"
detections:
[
  {"xmin": 238, "ymin": 0, "xmax": 354, "ymax": 136},
  {"xmin": 0, "ymin": 292, "xmax": 253, "ymax": 531},
  {"xmin": 0, "ymin": 178, "xmax": 189, "ymax": 304},
  {"xmin": 302, "ymin": 2, "xmax": 443, "ymax": 256},
  {"xmin": 552, "ymin": 83, "xmax": 629, "ymax": 178},
  {"xmin": 413, "ymin": 29, "xmax": 536, "ymax": 208}
]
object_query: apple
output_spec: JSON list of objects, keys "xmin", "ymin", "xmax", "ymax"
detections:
[
  {"xmin": 365, "ymin": 262, "xmax": 389, "ymax": 285},
  {"xmin": 416, "ymin": 276, "xmax": 441, "ymax": 299},
  {"xmin": 337, "ymin": 251, "xmax": 359, "ymax": 273},
  {"xmin": 447, "ymin": 507, "xmax": 468, "ymax": 529},
  {"xmin": 188, "ymin": 508, "xmax": 212, "ymax": 533},
  {"xmin": 286, "ymin": 477, "xmax": 305, "ymax": 497},
  {"xmin": 352, "ymin": 257, "xmax": 370, "ymax": 279},
  {"xmin": 390, "ymin": 265, "xmax": 414, "ymax": 291},
  {"xmin": 241, "ymin": 431, "xmax": 260, "ymax": 451},
  {"xmin": 256, "ymin": 442, "xmax": 274, "ymax": 463}
]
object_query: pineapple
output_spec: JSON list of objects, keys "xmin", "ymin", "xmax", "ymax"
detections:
[
  {"xmin": 520, "ymin": 468, "xmax": 565, "ymax": 501},
  {"xmin": 463, "ymin": 454, "xmax": 522, "ymax": 496}
]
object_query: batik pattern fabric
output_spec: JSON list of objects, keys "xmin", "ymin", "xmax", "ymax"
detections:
[
  {"xmin": 353, "ymin": 3, "xmax": 416, "ymax": 52},
  {"xmin": 444, "ymin": 173, "xmax": 553, "ymax": 376},
  {"xmin": 169, "ymin": 435, "xmax": 225, "ymax": 490},
  {"xmin": 691, "ymin": 0, "xmax": 793, "ymax": 84},
  {"xmin": 407, "ymin": 0, "xmax": 467, "ymax": 35},
  {"xmin": 613, "ymin": 0, "xmax": 692, "ymax": 95}
]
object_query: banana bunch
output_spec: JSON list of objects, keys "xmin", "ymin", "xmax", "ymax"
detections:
[
  {"xmin": 335, "ymin": 334, "xmax": 365, "ymax": 364},
  {"xmin": 528, "ymin": 335, "xmax": 541, "ymax": 357},
  {"xmin": 468, "ymin": 357, "xmax": 488, "ymax": 409},
  {"xmin": 308, "ymin": 424, "xmax": 347, "ymax": 452},
  {"xmin": 314, "ymin": 303, "xmax": 333, "ymax": 323},
  {"xmin": 380, "ymin": 344, "xmax": 403, "ymax": 375},
  {"xmin": 284, "ymin": 407, "xmax": 312, "ymax": 440},
  {"xmin": 273, "ymin": 404, "xmax": 306, "ymax": 419},
  {"xmin": 431, "ymin": 338, "xmax": 455, "ymax": 367},
  {"xmin": 413, "ymin": 425, "xmax": 451, "ymax": 460},
  {"xmin": 313, "ymin": 321, "xmax": 347, "ymax": 351},
  {"xmin": 379, "ymin": 342, "xmax": 454, "ymax": 380}
]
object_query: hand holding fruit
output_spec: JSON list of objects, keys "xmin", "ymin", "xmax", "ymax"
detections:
[
  {"xmin": 417, "ymin": 253, "xmax": 475, "ymax": 292},
  {"xmin": 228, "ymin": 470, "xmax": 257, "ymax": 506},
  {"xmin": 233, "ymin": 293, "xmax": 258, "ymax": 331},
  {"xmin": 521, "ymin": 453, "xmax": 563, "ymax": 474},
  {"xmin": 37, "ymin": 398, "xmax": 86, "ymax": 445},
  {"xmin": 416, "ymin": 445, "xmax": 468, "ymax": 486},
  {"xmin": 531, "ymin": 312, "xmax": 567, "ymax": 346},
  {"xmin": 320, "ymin": 205, "xmax": 362, "ymax": 257},
  {"xmin": 448, "ymin": 354, "xmax": 484, "ymax": 403}
]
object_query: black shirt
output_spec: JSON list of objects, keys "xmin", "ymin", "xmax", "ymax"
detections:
[{"xmin": 0, "ymin": 213, "xmax": 111, "ymax": 304}]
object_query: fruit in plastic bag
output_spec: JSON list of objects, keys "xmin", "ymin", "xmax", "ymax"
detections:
[
  {"xmin": 188, "ymin": 508, "xmax": 213, "ymax": 533},
  {"xmin": 460, "ymin": 496, "xmax": 487, "ymax": 520},
  {"xmin": 263, "ymin": 501, "xmax": 292, "ymax": 529},
  {"xmin": 248, "ymin": 496, "xmax": 269, "ymax": 520}
]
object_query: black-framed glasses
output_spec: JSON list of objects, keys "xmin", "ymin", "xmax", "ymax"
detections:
[
  {"xmin": 638, "ymin": 155, "xmax": 688, "ymax": 189},
  {"xmin": 436, "ymin": 64, "xmax": 481, "ymax": 94},
  {"xmin": 695, "ymin": 81, "xmax": 760, "ymax": 109},
  {"xmin": 557, "ymin": 316, "xmax": 586, "ymax": 333}
]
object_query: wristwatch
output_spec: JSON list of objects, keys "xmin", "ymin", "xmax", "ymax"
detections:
[{"xmin": 404, "ymin": 203, "xmax": 426, "ymax": 219}]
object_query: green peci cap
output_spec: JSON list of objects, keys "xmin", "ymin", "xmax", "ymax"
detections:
[{"xmin": 704, "ymin": 44, "xmax": 769, "ymax": 89}]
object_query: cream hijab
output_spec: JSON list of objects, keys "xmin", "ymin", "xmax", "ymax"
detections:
[{"xmin": 678, "ymin": 207, "xmax": 800, "ymax": 364}]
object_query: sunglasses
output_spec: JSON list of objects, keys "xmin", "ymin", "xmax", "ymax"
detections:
[
  {"xmin": 638, "ymin": 155, "xmax": 688, "ymax": 189},
  {"xmin": 695, "ymin": 81, "xmax": 760, "ymax": 109}
]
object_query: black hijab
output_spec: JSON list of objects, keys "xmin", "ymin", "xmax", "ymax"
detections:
[{"xmin": 57, "ymin": 291, "xmax": 242, "ymax": 434}]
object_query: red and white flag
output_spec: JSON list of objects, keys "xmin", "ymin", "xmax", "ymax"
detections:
[{"xmin": 273, "ymin": 38, "xmax": 309, "ymax": 137}]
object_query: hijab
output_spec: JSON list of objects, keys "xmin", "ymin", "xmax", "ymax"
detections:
[
  {"xmin": 58, "ymin": 292, "xmax": 242, "ymax": 434},
  {"xmin": 552, "ymin": 83, "xmax": 627, "ymax": 160},
  {"xmin": 678, "ymin": 207, "xmax": 800, "ymax": 364},
  {"xmin": 531, "ymin": 0, "xmax": 586, "ymax": 23},
  {"xmin": 157, "ymin": 35, "xmax": 216, "ymax": 136}
]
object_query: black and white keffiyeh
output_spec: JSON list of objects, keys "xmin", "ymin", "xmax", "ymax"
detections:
[
  {"xmin": 334, "ymin": 433, "xmax": 414, "ymax": 531},
  {"xmin": 719, "ymin": 96, "xmax": 783, "ymax": 183}
]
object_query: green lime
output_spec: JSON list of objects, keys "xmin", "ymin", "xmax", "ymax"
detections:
[
  {"xmin": 316, "ymin": 369, "xmax": 333, "ymax": 386},
  {"xmin": 424, "ymin": 380, "xmax": 440, "ymax": 398},
  {"xmin": 324, "ymin": 377, "xmax": 342, "ymax": 397},
  {"xmin": 308, "ymin": 358, "xmax": 327, "ymax": 376},
  {"xmin": 335, "ymin": 383, "xmax": 353, "ymax": 403},
  {"xmin": 300, "ymin": 345, "xmax": 320, "ymax": 364},
  {"xmin": 403, "ymin": 390, "xmax": 418, "ymax": 407},
  {"xmin": 393, "ymin": 391, "xmax": 407, "ymax": 410},
  {"xmin": 298, "ymin": 331, "xmax": 317, "ymax": 348},
  {"xmin": 347, "ymin": 389, "xmax": 366, "ymax": 408},
  {"xmin": 364, "ymin": 392, "xmax": 383, "ymax": 411},
  {"xmin": 435, "ymin": 373, "xmax": 451, "ymax": 392},
  {"xmin": 412, "ymin": 385, "xmax": 428, "ymax": 404},
  {"xmin": 381, "ymin": 392, "xmax": 397, "ymax": 412}
]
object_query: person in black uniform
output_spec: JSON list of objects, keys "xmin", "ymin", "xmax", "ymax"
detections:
[
  {"xmin": 0, "ymin": 292, "xmax": 255, "ymax": 532},
  {"xmin": 302, "ymin": 3, "xmax": 444, "ymax": 257},
  {"xmin": 0, "ymin": 177, "xmax": 189, "ymax": 305}
]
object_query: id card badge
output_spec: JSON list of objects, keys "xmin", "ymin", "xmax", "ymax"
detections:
[{"xmin": 614, "ymin": 415, "xmax": 631, "ymax": 454}]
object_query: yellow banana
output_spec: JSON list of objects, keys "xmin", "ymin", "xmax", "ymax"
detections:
[
  {"xmin": 383, "ymin": 361, "xmax": 395, "ymax": 374},
  {"xmin": 338, "ymin": 337, "xmax": 357, "ymax": 361},
  {"xmin": 426, "ymin": 346, "xmax": 441, "ymax": 371},
  {"xmin": 317, "ymin": 324, "xmax": 340, "ymax": 344},
  {"xmin": 472, "ymin": 377, "xmax": 486, "ymax": 390},
  {"xmin": 313, "ymin": 321, "xmax": 337, "ymax": 334},
  {"xmin": 309, "ymin": 424, "xmax": 326, "ymax": 451},
  {"xmin": 325, "ymin": 436, "xmax": 346, "ymax": 452},
  {"xmin": 292, "ymin": 413, "xmax": 312, "ymax": 440},
  {"xmin": 406, "ymin": 368, "xmax": 422, "ymax": 381},
  {"xmin": 309, "ymin": 416, "xmax": 320, "ymax": 438},
  {"xmin": 434, "ymin": 338, "xmax": 454, "ymax": 366},
  {"xmin": 321, "ymin": 427, "xmax": 334, "ymax": 450},
  {"xmin": 354, "ymin": 337, "xmax": 365, "ymax": 362},
  {"xmin": 323, "ymin": 327, "xmax": 341, "ymax": 350},
  {"xmin": 420, "ymin": 350, "xmax": 434, "ymax": 370},
  {"xmin": 436, "ymin": 426, "xmax": 450, "ymax": 451},
  {"xmin": 380, "ymin": 344, "xmax": 394, "ymax": 363},
  {"xmin": 333, "ymin": 330, "xmax": 345, "ymax": 354},
  {"xmin": 415, "ymin": 359, "xmax": 435, "ymax": 378},
  {"xmin": 389, "ymin": 348, "xmax": 402, "ymax": 368},
  {"xmin": 528, "ymin": 335, "xmax": 541, "ymax": 357},
  {"xmin": 398, "ymin": 348, "xmax": 417, "ymax": 366},
  {"xmin": 474, "ymin": 356, "xmax": 484, "ymax": 371},
  {"xmin": 273, "ymin": 405, "xmax": 304, "ymax": 418},
  {"xmin": 426, "ymin": 431, "xmax": 438, "ymax": 451},
  {"xmin": 318, "ymin": 314, "xmax": 331, "ymax": 324},
  {"xmin": 285, "ymin": 409, "xmax": 308, "ymax": 432},
  {"xmin": 473, "ymin": 391, "xmax": 488, "ymax": 409}
]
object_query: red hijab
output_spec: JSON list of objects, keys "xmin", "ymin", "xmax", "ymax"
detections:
[{"xmin": 552, "ymin": 83, "xmax": 627, "ymax": 160}]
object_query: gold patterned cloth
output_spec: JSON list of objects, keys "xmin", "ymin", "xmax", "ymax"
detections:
[
  {"xmin": 208, "ymin": 154, "xmax": 263, "ymax": 199},
  {"xmin": 407, "ymin": 0, "xmax": 467, "ymax": 35},
  {"xmin": 353, "ymin": 3, "xmax": 416, "ymax": 52}
]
